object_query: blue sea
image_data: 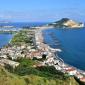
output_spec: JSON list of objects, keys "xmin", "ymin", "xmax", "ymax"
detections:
[
  {"xmin": 0, "ymin": 33, "xmax": 13, "ymax": 48},
  {"xmin": 43, "ymin": 28, "xmax": 85, "ymax": 70},
  {"xmin": 0, "ymin": 22, "xmax": 47, "ymax": 28}
]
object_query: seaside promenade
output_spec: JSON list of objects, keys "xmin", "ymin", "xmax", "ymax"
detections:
[{"xmin": 34, "ymin": 26, "xmax": 85, "ymax": 83}]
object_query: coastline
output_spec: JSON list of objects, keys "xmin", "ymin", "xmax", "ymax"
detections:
[
  {"xmin": 0, "ymin": 25, "xmax": 85, "ymax": 83},
  {"xmin": 34, "ymin": 26, "xmax": 85, "ymax": 83}
]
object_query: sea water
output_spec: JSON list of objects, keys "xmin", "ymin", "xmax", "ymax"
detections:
[{"xmin": 43, "ymin": 28, "xmax": 85, "ymax": 70}]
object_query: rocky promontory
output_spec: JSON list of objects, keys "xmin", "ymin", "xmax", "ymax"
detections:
[{"xmin": 48, "ymin": 18, "xmax": 84, "ymax": 28}]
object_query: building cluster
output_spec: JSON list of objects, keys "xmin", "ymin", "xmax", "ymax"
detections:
[{"xmin": 0, "ymin": 29, "xmax": 47, "ymax": 69}]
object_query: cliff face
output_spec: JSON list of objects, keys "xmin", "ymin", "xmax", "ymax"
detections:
[{"xmin": 48, "ymin": 18, "xmax": 84, "ymax": 28}]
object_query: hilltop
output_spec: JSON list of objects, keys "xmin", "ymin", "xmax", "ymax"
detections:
[{"xmin": 48, "ymin": 18, "xmax": 84, "ymax": 28}]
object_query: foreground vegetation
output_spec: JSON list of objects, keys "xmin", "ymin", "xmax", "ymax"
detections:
[
  {"xmin": 2, "ymin": 58, "xmax": 80, "ymax": 85},
  {"xmin": 10, "ymin": 30, "xmax": 33, "ymax": 45},
  {"xmin": 0, "ymin": 64, "xmax": 80, "ymax": 85}
]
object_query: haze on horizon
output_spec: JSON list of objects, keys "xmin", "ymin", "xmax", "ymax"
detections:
[{"xmin": 0, "ymin": 0, "xmax": 85, "ymax": 22}]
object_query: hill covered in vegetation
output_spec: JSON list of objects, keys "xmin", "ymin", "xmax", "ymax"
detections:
[{"xmin": 0, "ymin": 55, "xmax": 82, "ymax": 85}]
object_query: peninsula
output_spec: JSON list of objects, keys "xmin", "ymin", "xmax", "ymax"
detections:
[{"xmin": 0, "ymin": 26, "xmax": 85, "ymax": 85}]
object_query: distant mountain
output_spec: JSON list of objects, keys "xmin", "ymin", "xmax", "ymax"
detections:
[{"xmin": 48, "ymin": 18, "xmax": 84, "ymax": 28}]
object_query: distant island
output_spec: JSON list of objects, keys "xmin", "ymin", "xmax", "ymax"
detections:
[{"xmin": 47, "ymin": 18, "xmax": 84, "ymax": 28}]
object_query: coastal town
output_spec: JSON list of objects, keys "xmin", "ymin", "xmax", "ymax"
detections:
[
  {"xmin": 0, "ymin": 0, "xmax": 85, "ymax": 84},
  {"xmin": 0, "ymin": 25, "xmax": 85, "ymax": 84}
]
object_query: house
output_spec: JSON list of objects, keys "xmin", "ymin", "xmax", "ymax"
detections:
[
  {"xmin": 0, "ymin": 59, "xmax": 19, "ymax": 68},
  {"xmin": 0, "ymin": 55, "xmax": 7, "ymax": 59},
  {"xmin": 65, "ymin": 67, "xmax": 77, "ymax": 76},
  {"xmin": 80, "ymin": 77, "xmax": 85, "ymax": 82},
  {"xmin": 75, "ymin": 73, "xmax": 83, "ymax": 79},
  {"xmin": 54, "ymin": 65, "xmax": 62, "ymax": 70}
]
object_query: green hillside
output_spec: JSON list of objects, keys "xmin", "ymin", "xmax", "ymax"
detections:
[{"xmin": 0, "ymin": 65, "xmax": 80, "ymax": 85}]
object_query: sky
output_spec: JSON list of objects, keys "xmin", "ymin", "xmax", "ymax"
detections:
[{"xmin": 0, "ymin": 0, "xmax": 85, "ymax": 22}]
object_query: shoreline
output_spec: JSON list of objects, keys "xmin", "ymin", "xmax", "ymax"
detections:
[
  {"xmin": 34, "ymin": 26, "xmax": 85, "ymax": 83},
  {"xmin": 0, "ymin": 25, "xmax": 85, "ymax": 83}
]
